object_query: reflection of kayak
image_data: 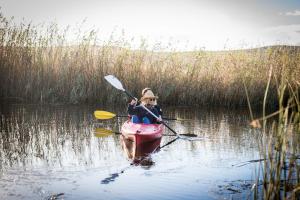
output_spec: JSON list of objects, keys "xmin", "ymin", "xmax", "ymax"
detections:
[
  {"xmin": 120, "ymin": 135, "xmax": 161, "ymax": 166},
  {"xmin": 121, "ymin": 120, "xmax": 164, "ymax": 144}
]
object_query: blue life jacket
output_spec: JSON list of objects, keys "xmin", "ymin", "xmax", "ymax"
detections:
[{"xmin": 128, "ymin": 104, "xmax": 160, "ymax": 124}]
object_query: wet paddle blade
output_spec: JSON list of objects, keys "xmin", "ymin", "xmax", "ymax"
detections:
[
  {"xmin": 94, "ymin": 128, "xmax": 114, "ymax": 137},
  {"xmin": 94, "ymin": 110, "xmax": 116, "ymax": 120},
  {"xmin": 104, "ymin": 75, "xmax": 125, "ymax": 91}
]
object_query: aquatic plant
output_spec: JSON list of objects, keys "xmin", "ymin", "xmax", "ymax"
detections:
[
  {"xmin": 0, "ymin": 12, "xmax": 299, "ymax": 109},
  {"xmin": 248, "ymin": 66, "xmax": 300, "ymax": 199}
]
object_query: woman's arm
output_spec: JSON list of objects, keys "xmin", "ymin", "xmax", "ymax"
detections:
[{"xmin": 128, "ymin": 99, "xmax": 143, "ymax": 115}]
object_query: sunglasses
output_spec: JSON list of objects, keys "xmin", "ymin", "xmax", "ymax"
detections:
[{"xmin": 149, "ymin": 98, "xmax": 156, "ymax": 101}]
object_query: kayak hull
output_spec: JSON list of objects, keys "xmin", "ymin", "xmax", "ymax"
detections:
[{"xmin": 121, "ymin": 120, "xmax": 164, "ymax": 144}]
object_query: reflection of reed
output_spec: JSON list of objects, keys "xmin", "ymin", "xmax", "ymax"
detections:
[
  {"xmin": 0, "ymin": 105, "xmax": 123, "ymax": 170},
  {"xmin": 163, "ymin": 107, "xmax": 261, "ymax": 159}
]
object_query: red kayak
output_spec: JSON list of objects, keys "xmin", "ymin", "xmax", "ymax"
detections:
[{"xmin": 121, "ymin": 120, "xmax": 164, "ymax": 144}]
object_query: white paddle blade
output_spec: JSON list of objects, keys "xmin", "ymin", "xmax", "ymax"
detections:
[{"xmin": 104, "ymin": 75, "xmax": 125, "ymax": 91}]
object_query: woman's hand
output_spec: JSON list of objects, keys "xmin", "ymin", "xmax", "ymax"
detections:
[{"xmin": 130, "ymin": 98, "xmax": 137, "ymax": 105}]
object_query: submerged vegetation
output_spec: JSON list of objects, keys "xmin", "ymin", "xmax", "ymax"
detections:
[{"xmin": 0, "ymin": 12, "xmax": 299, "ymax": 108}]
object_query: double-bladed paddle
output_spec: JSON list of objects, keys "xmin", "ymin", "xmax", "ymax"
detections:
[
  {"xmin": 94, "ymin": 110, "xmax": 190, "ymax": 121},
  {"xmin": 103, "ymin": 75, "xmax": 197, "ymax": 137}
]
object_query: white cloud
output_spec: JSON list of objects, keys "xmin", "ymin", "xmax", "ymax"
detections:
[
  {"xmin": 281, "ymin": 10, "xmax": 300, "ymax": 16},
  {"xmin": 260, "ymin": 24, "xmax": 300, "ymax": 46}
]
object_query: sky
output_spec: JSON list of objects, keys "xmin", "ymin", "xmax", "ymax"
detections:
[{"xmin": 0, "ymin": 0, "xmax": 300, "ymax": 50}]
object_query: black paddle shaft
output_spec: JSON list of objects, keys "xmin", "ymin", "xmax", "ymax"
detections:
[
  {"xmin": 160, "ymin": 121, "xmax": 178, "ymax": 135},
  {"xmin": 124, "ymin": 90, "xmax": 136, "ymax": 100}
]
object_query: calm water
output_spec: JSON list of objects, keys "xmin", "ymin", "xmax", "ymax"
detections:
[{"xmin": 0, "ymin": 104, "xmax": 263, "ymax": 200}]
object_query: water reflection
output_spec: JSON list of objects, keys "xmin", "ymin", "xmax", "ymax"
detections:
[
  {"xmin": 100, "ymin": 137, "xmax": 161, "ymax": 185},
  {"xmin": 0, "ymin": 104, "xmax": 267, "ymax": 199},
  {"xmin": 120, "ymin": 136, "xmax": 161, "ymax": 167},
  {"xmin": 0, "ymin": 105, "xmax": 123, "ymax": 170}
]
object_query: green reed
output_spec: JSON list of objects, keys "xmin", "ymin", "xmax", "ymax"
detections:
[
  {"xmin": 249, "ymin": 66, "xmax": 300, "ymax": 199},
  {"xmin": 0, "ymin": 12, "xmax": 299, "ymax": 108}
]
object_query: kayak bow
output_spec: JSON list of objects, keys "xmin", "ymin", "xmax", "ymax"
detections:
[{"xmin": 121, "ymin": 120, "xmax": 164, "ymax": 144}]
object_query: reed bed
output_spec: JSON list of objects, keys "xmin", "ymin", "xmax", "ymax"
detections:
[
  {"xmin": 0, "ymin": 13, "xmax": 299, "ymax": 108},
  {"xmin": 249, "ymin": 70, "xmax": 300, "ymax": 199}
]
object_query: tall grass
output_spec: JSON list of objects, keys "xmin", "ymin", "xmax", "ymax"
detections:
[
  {"xmin": 0, "ymin": 12, "xmax": 299, "ymax": 108},
  {"xmin": 249, "ymin": 68, "xmax": 300, "ymax": 199}
]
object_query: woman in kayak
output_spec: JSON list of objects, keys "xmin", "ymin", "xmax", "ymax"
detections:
[{"xmin": 128, "ymin": 88, "xmax": 162, "ymax": 124}]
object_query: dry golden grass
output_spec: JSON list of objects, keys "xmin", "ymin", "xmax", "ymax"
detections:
[{"xmin": 0, "ymin": 13, "xmax": 299, "ymax": 108}]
